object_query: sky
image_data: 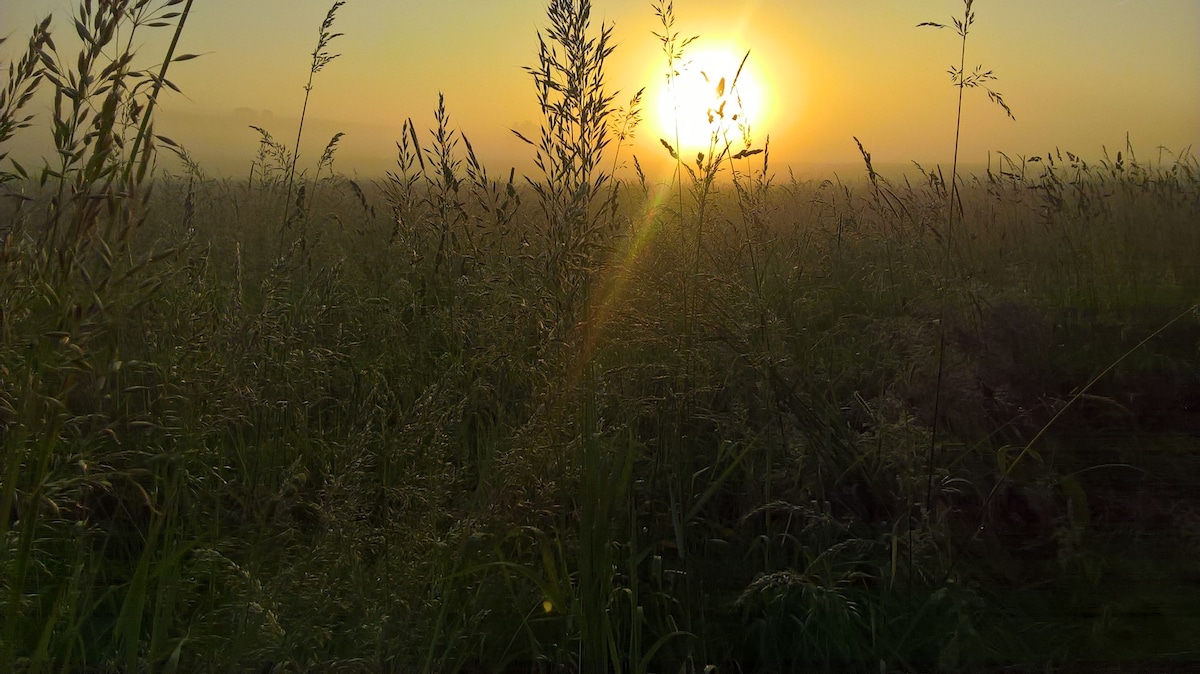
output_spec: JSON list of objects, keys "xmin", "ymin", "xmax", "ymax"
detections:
[{"xmin": 2, "ymin": 0, "xmax": 1198, "ymax": 181}]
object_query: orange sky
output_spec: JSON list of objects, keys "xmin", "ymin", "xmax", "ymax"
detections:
[{"xmin": 2, "ymin": 1, "xmax": 1197, "ymax": 180}]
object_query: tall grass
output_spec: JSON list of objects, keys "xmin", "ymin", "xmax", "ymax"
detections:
[
  {"xmin": 918, "ymin": 0, "xmax": 1015, "ymax": 514},
  {"xmin": 1, "ymin": 2, "xmax": 197, "ymax": 671},
  {"xmin": 281, "ymin": 1, "xmax": 346, "ymax": 237},
  {"xmin": 2, "ymin": 1, "xmax": 1199, "ymax": 672}
]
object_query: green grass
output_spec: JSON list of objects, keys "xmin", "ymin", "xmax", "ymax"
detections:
[{"xmin": 2, "ymin": 1, "xmax": 1200, "ymax": 672}]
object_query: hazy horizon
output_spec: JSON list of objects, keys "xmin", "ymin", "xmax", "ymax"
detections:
[{"xmin": 2, "ymin": 1, "xmax": 1197, "ymax": 181}]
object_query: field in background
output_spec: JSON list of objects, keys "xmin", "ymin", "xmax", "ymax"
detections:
[{"xmin": 3, "ymin": 1, "xmax": 1199, "ymax": 672}]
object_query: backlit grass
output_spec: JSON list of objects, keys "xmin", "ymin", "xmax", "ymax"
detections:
[{"xmin": 2, "ymin": 1, "xmax": 1199, "ymax": 672}]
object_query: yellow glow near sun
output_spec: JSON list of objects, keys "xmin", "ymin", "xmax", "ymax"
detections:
[{"xmin": 655, "ymin": 45, "xmax": 768, "ymax": 154}]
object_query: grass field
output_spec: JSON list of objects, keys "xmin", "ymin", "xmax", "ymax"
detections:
[{"xmin": 2, "ymin": 1, "xmax": 1199, "ymax": 672}]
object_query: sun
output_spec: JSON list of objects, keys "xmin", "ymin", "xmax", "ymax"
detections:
[{"xmin": 655, "ymin": 45, "xmax": 768, "ymax": 155}]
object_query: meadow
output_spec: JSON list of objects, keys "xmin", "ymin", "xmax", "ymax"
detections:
[{"xmin": 2, "ymin": 1, "xmax": 1199, "ymax": 672}]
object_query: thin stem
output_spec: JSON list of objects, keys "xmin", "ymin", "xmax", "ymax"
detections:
[
  {"xmin": 282, "ymin": 72, "xmax": 316, "ymax": 231},
  {"xmin": 282, "ymin": 2, "xmax": 344, "ymax": 236},
  {"xmin": 926, "ymin": 1, "xmax": 971, "ymax": 514}
]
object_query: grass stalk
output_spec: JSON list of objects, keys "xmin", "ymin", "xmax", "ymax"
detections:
[
  {"xmin": 918, "ymin": 0, "xmax": 1014, "ymax": 511},
  {"xmin": 512, "ymin": 0, "xmax": 616, "ymax": 332},
  {"xmin": 125, "ymin": 0, "xmax": 197, "ymax": 187},
  {"xmin": 282, "ymin": 1, "xmax": 345, "ymax": 237}
]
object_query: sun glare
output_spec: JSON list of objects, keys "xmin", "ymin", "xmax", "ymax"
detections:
[{"xmin": 655, "ymin": 45, "xmax": 768, "ymax": 154}]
